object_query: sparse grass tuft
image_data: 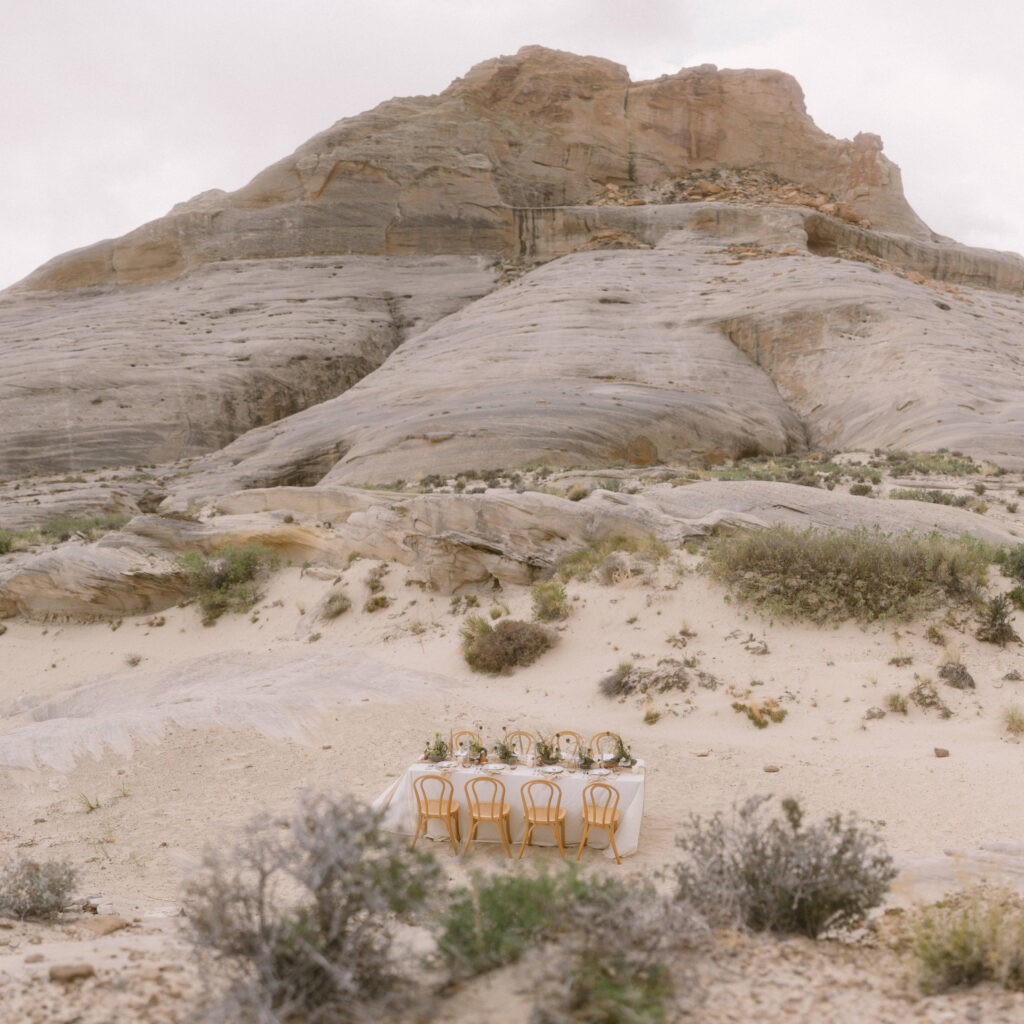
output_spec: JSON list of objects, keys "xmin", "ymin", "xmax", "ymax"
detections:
[
  {"xmin": 886, "ymin": 692, "xmax": 908, "ymax": 714},
  {"xmin": 320, "ymin": 589, "xmax": 351, "ymax": 620},
  {"xmin": 707, "ymin": 526, "xmax": 992, "ymax": 624},
  {"xmin": 1003, "ymin": 704, "xmax": 1024, "ymax": 736},
  {"xmin": 558, "ymin": 534, "xmax": 668, "ymax": 582},
  {"xmin": 530, "ymin": 581, "xmax": 570, "ymax": 621},
  {"xmin": 363, "ymin": 594, "xmax": 390, "ymax": 613},
  {"xmin": 976, "ymin": 594, "xmax": 1021, "ymax": 646}
]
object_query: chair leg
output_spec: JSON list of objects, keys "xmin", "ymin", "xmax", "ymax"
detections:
[
  {"xmin": 555, "ymin": 820, "xmax": 566, "ymax": 859},
  {"xmin": 462, "ymin": 818, "xmax": 478, "ymax": 855},
  {"xmin": 443, "ymin": 816, "xmax": 459, "ymax": 855},
  {"xmin": 576, "ymin": 822, "xmax": 590, "ymax": 862},
  {"xmin": 498, "ymin": 815, "xmax": 512, "ymax": 857},
  {"xmin": 518, "ymin": 823, "xmax": 533, "ymax": 858},
  {"xmin": 411, "ymin": 815, "xmax": 423, "ymax": 850},
  {"xmin": 607, "ymin": 827, "xmax": 622, "ymax": 865}
]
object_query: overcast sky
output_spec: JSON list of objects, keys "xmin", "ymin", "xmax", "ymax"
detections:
[{"xmin": 2, "ymin": 0, "xmax": 1022, "ymax": 290}]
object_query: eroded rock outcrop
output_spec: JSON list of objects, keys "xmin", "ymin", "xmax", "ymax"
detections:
[{"xmin": 12, "ymin": 46, "xmax": 932, "ymax": 293}]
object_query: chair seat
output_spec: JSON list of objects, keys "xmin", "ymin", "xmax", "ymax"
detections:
[
  {"xmin": 528, "ymin": 807, "xmax": 568, "ymax": 825},
  {"xmin": 583, "ymin": 807, "xmax": 620, "ymax": 828},
  {"xmin": 424, "ymin": 799, "xmax": 460, "ymax": 816},
  {"xmin": 471, "ymin": 800, "xmax": 511, "ymax": 820}
]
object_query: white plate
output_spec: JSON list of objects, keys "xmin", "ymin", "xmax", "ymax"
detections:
[
  {"xmin": 429, "ymin": 761, "xmax": 455, "ymax": 769},
  {"xmin": 483, "ymin": 763, "xmax": 507, "ymax": 772},
  {"xmin": 541, "ymin": 766, "xmax": 563, "ymax": 775},
  {"xmin": 588, "ymin": 768, "xmax": 612, "ymax": 777}
]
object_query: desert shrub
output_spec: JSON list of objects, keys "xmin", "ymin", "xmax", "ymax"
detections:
[
  {"xmin": 0, "ymin": 530, "xmax": 13, "ymax": 554},
  {"xmin": 999, "ymin": 544, "xmax": 1024, "ymax": 583},
  {"xmin": 38, "ymin": 513, "xmax": 130, "ymax": 542},
  {"xmin": 459, "ymin": 616, "xmax": 553, "ymax": 674},
  {"xmin": 0, "ymin": 857, "xmax": 77, "ymax": 920},
  {"xmin": 673, "ymin": 795, "xmax": 896, "ymax": 938},
  {"xmin": 531, "ymin": 581, "xmax": 570, "ymax": 621},
  {"xmin": 908, "ymin": 886, "xmax": 1024, "ymax": 992},
  {"xmin": 976, "ymin": 594, "xmax": 1021, "ymax": 646},
  {"xmin": 185, "ymin": 792, "xmax": 441, "ymax": 1023},
  {"xmin": 1003, "ymin": 704, "xmax": 1024, "ymax": 736},
  {"xmin": 706, "ymin": 526, "xmax": 992, "ymax": 624},
  {"xmin": 599, "ymin": 661, "xmax": 634, "ymax": 698},
  {"xmin": 849, "ymin": 482, "xmax": 872, "ymax": 496},
  {"xmin": 1010, "ymin": 586, "xmax": 1024, "ymax": 611},
  {"xmin": 731, "ymin": 698, "xmax": 787, "ymax": 728},
  {"xmin": 363, "ymin": 594, "xmax": 390, "ymax": 613},
  {"xmin": 320, "ymin": 589, "xmax": 351, "ymax": 620},
  {"xmin": 558, "ymin": 534, "xmax": 668, "ymax": 582},
  {"xmin": 175, "ymin": 542, "xmax": 280, "ymax": 624},
  {"xmin": 888, "ymin": 488, "xmax": 961, "ymax": 506},
  {"xmin": 886, "ymin": 692, "xmax": 908, "ymax": 714},
  {"xmin": 909, "ymin": 678, "xmax": 952, "ymax": 718},
  {"xmin": 566, "ymin": 484, "xmax": 591, "ymax": 502}
]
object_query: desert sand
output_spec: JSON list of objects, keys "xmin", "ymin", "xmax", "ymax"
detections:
[{"xmin": 2, "ymin": 474, "xmax": 1024, "ymax": 1021}]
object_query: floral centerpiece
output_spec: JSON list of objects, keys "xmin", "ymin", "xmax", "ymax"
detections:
[
  {"xmin": 424, "ymin": 733, "xmax": 450, "ymax": 762},
  {"xmin": 576, "ymin": 745, "xmax": 596, "ymax": 771},
  {"xmin": 467, "ymin": 739, "xmax": 488, "ymax": 764},
  {"xmin": 493, "ymin": 733, "xmax": 518, "ymax": 765},
  {"xmin": 614, "ymin": 735, "xmax": 635, "ymax": 768},
  {"xmin": 535, "ymin": 735, "xmax": 562, "ymax": 766}
]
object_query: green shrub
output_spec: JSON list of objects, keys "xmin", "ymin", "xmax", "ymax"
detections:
[
  {"xmin": 39, "ymin": 514, "xmax": 130, "ymax": 542},
  {"xmin": 706, "ymin": 526, "xmax": 992, "ymax": 624},
  {"xmin": 888, "ymin": 488, "xmax": 966, "ymax": 506},
  {"xmin": 849, "ymin": 483, "xmax": 872, "ymax": 497},
  {"xmin": 976, "ymin": 594, "xmax": 1021, "ymax": 646},
  {"xmin": 459, "ymin": 616, "xmax": 553, "ymax": 673},
  {"xmin": 1000, "ymin": 544, "xmax": 1024, "ymax": 583},
  {"xmin": 174, "ymin": 542, "xmax": 280, "ymax": 624},
  {"xmin": 363, "ymin": 594, "xmax": 390, "ymax": 613},
  {"xmin": 0, "ymin": 858, "xmax": 77, "ymax": 920},
  {"xmin": 673, "ymin": 796, "xmax": 896, "ymax": 938},
  {"xmin": 531, "ymin": 581, "xmax": 570, "ymax": 621},
  {"xmin": 908, "ymin": 886, "xmax": 1024, "ymax": 992},
  {"xmin": 558, "ymin": 534, "xmax": 668, "ymax": 582},
  {"xmin": 185, "ymin": 792, "xmax": 441, "ymax": 1022}
]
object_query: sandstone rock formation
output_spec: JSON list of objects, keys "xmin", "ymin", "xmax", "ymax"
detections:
[
  {"xmin": 12, "ymin": 46, "xmax": 935, "ymax": 294},
  {"xmin": 0, "ymin": 255, "xmax": 493, "ymax": 477}
]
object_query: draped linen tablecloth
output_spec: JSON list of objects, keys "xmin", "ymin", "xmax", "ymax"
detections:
[{"xmin": 373, "ymin": 761, "xmax": 646, "ymax": 860}]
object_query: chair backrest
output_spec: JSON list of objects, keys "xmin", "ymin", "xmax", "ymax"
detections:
[
  {"xmin": 554, "ymin": 730, "xmax": 583, "ymax": 756},
  {"xmin": 413, "ymin": 773, "xmax": 455, "ymax": 813},
  {"xmin": 505, "ymin": 730, "xmax": 534, "ymax": 755},
  {"xmin": 521, "ymin": 779, "xmax": 563, "ymax": 818},
  {"xmin": 465, "ymin": 775, "xmax": 506, "ymax": 813},
  {"xmin": 589, "ymin": 732, "xmax": 622, "ymax": 758},
  {"xmin": 582, "ymin": 781, "xmax": 620, "ymax": 817},
  {"xmin": 451, "ymin": 730, "xmax": 482, "ymax": 754}
]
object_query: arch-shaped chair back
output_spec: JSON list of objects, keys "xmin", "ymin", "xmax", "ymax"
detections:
[
  {"xmin": 411, "ymin": 773, "xmax": 461, "ymax": 854},
  {"xmin": 464, "ymin": 775, "xmax": 512, "ymax": 856},
  {"xmin": 578, "ymin": 781, "xmax": 622, "ymax": 864},
  {"xmin": 505, "ymin": 730, "xmax": 534, "ymax": 756},
  {"xmin": 553, "ymin": 730, "xmax": 583, "ymax": 757},
  {"xmin": 519, "ymin": 779, "xmax": 567, "ymax": 858},
  {"xmin": 589, "ymin": 732, "xmax": 622, "ymax": 760},
  {"xmin": 451, "ymin": 730, "xmax": 482, "ymax": 754}
]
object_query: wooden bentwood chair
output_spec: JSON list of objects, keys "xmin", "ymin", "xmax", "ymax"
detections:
[
  {"xmin": 504, "ymin": 730, "xmax": 534, "ymax": 757},
  {"xmin": 463, "ymin": 777, "xmax": 513, "ymax": 856},
  {"xmin": 553, "ymin": 730, "xmax": 584, "ymax": 758},
  {"xmin": 451, "ymin": 730, "xmax": 482, "ymax": 755},
  {"xmin": 519, "ymin": 779, "xmax": 567, "ymax": 859},
  {"xmin": 589, "ymin": 732, "xmax": 622, "ymax": 762},
  {"xmin": 577, "ymin": 781, "xmax": 622, "ymax": 864},
  {"xmin": 411, "ymin": 774, "xmax": 461, "ymax": 855}
]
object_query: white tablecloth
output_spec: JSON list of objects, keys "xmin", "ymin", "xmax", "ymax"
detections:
[{"xmin": 373, "ymin": 761, "xmax": 646, "ymax": 860}]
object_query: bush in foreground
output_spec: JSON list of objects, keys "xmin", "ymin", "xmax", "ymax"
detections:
[
  {"xmin": 175, "ymin": 541, "xmax": 280, "ymax": 624},
  {"xmin": 185, "ymin": 792, "xmax": 441, "ymax": 1023},
  {"xmin": 0, "ymin": 857, "xmax": 77, "ymax": 920},
  {"xmin": 459, "ymin": 616, "xmax": 553, "ymax": 673},
  {"xmin": 706, "ymin": 526, "xmax": 992, "ymax": 624},
  {"xmin": 908, "ymin": 886, "xmax": 1024, "ymax": 992},
  {"xmin": 673, "ymin": 796, "xmax": 896, "ymax": 938},
  {"xmin": 531, "ymin": 581, "xmax": 571, "ymax": 621}
]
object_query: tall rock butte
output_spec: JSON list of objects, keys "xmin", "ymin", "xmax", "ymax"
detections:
[{"xmin": 14, "ymin": 46, "xmax": 932, "ymax": 292}]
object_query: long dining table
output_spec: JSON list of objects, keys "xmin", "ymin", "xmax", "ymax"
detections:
[{"xmin": 373, "ymin": 759, "xmax": 646, "ymax": 860}]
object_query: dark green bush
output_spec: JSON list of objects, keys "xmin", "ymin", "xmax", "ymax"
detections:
[
  {"xmin": 186, "ymin": 792, "xmax": 441, "ymax": 1023},
  {"xmin": 707, "ymin": 526, "xmax": 992, "ymax": 624},
  {"xmin": 976, "ymin": 594, "xmax": 1021, "ymax": 646},
  {"xmin": 174, "ymin": 541, "xmax": 280, "ymax": 624},
  {"xmin": 1000, "ymin": 544, "xmax": 1024, "ymax": 583},
  {"xmin": 849, "ymin": 483, "xmax": 872, "ymax": 497},
  {"xmin": 459, "ymin": 616, "xmax": 553, "ymax": 673},
  {"xmin": 673, "ymin": 796, "xmax": 896, "ymax": 938},
  {"xmin": 0, "ymin": 857, "xmax": 77, "ymax": 919}
]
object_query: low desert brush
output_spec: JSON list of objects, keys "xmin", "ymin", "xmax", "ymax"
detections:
[
  {"xmin": 530, "ymin": 581, "xmax": 570, "ymax": 621},
  {"xmin": 0, "ymin": 857, "xmax": 77, "ymax": 920},
  {"xmin": 175, "ymin": 541, "xmax": 280, "ymax": 624},
  {"xmin": 557, "ymin": 534, "xmax": 668, "ymax": 582},
  {"xmin": 1003, "ymin": 704, "xmax": 1024, "ymax": 737},
  {"xmin": 673, "ymin": 795, "xmax": 896, "ymax": 938},
  {"xmin": 459, "ymin": 616, "xmax": 553, "ymax": 673},
  {"xmin": 707, "ymin": 525, "xmax": 991, "ymax": 624},
  {"xmin": 907, "ymin": 886, "xmax": 1024, "ymax": 992}
]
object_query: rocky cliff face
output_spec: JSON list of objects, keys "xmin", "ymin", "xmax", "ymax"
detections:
[
  {"xmin": 1, "ymin": 46, "xmax": 1022, "ymax": 489},
  {"xmin": 12, "ymin": 46, "xmax": 932, "ymax": 293}
]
